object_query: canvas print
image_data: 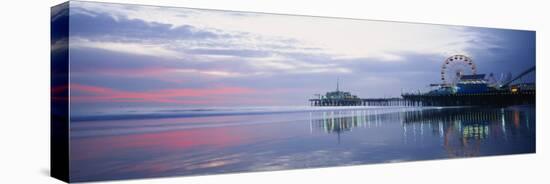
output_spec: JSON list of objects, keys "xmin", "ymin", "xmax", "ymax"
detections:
[{"xmin": 51, "ymin": 1, "xmax": 536, "ymax": 182}]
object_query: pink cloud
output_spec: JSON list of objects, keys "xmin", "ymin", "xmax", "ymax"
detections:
[
  {"xmin": 76, "ymin": 67, "xmax": 170, "ymax": 76},
  {"xmin": 70, "ymin": 83, "xmax": 257, "ymax": 104},
  {"xmin": 51, "ymin": 85, "xmax": 68, "ymax": 94},
  {"xmin": 51, "ymin": 85, "xmax": 69, "ymax": 101}
]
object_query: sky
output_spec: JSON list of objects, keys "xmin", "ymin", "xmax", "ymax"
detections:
[{"xmin": 61, "ymin": 1, "xmax": 535, "ymax": 110}]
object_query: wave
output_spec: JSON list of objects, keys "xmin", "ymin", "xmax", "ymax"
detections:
[{"xmin": 70, "ymin": 106, "xmax": 435, "ymax": 122}]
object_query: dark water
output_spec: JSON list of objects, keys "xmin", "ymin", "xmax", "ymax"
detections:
[{"xmin": 69, "ymin": 106, "xmax": 535, "ymax": 182}]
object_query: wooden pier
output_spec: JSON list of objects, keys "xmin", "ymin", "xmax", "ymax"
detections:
[
  {"xmin": 309, "ymin": 90, "xmax": 535, "ymax": 107},
  {"xmin": 401, "ymin": 90, "xmax": 535, "ymax": 106},
  {"xmin": 309, "ymin": 98, "xmax": 416, "ymax": 107}
]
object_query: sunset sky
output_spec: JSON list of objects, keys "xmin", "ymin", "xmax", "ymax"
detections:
[{"xmin": 64, "ymin": 1, "xmax": 535, "ymax": 110}]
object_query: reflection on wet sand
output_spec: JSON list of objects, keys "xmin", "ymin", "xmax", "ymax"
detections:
[
  {"xmin": 71, "ymin": 106, "xmax": 535, "ymax": 182},
  {"xmin": 309, "ymin": 106, "xmax": 535, "ymax": 157},
  {"xmin": 310, "ymin": 109, "xmax": 402, "ymax": 134}
]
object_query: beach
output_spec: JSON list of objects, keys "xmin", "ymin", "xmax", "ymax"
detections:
[{"xmin": 69, "ymin": 105, "xmax": 535, "ymax": 182}]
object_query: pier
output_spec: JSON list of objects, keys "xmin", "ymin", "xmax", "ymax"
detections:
[
  {"xmin": 401, "ymin": 90, "xmax": 535, "ymax": 106},
  {"xmin": 308, "ymin": 56, "xmax": 535, "ymax": 107},
  {"xmin": 309, "ymin": 98, "xmax": 413, "ymax": 107},
  {"xmin": 310, "ymin": 90, "xmax": 535, "ymax": 107}
]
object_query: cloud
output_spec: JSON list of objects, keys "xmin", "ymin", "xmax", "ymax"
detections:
[
  {"xmin": 65, "ymin": 1, "xmax": 535, "ymax": 107},
  {"xmin": 71, "ymin": 38, "xmax": 184, "ymax": 59},
  {"xmin": 71, "ymin": 83, "xmax": 257, "ymax": 104},
  {"xmin": 51, "ymin": 38, "xmax": 68, "ymax": 52},
  {"xmin": 68, "ymin": 4, "xmax": 347, "ymax": 76},
  {"xmin": 69, "ymin": 9, "xmax": 222, "ymax": 40},
  {"xmin": 185, "ymin": 48, "xmax": 271, "ymax": 58},
  {"xmin": 70, "ymin": 1, "xmax": 485, "ymax": 60},
  {"xmin": 173, "ymin": 69, "xmax": 258, "ymax": 77},
  {"xmin": 67, "ymin": 1, "xmax": 504, "ymax": 83},
  {"xmin": 69, "ymin": 37, "xmax": 351, "ymax": 78}
]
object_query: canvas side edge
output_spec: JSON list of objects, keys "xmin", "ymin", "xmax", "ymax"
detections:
[{"xmin": 51, "ymin": 1, "xmax": 70, "ymax": 183}]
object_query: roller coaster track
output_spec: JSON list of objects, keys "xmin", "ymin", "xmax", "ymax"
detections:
[{"xmin": 502, "ymin": 66, "xmax": 535, "ymax": 87}]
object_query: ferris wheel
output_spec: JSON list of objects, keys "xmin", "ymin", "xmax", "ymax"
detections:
[{"xmin": 441, "ymin": 55, "xmax": 476, "ymax": 86}]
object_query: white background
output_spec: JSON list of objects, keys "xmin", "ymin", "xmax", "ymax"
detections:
[{"xmin": 0, "ymin": 0, "xmax": 548, "ymax": 183}]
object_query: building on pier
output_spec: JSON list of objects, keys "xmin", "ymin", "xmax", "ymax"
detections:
[
  {"xmin": 309, "ymin": 79, "xmax": 363, "ymax": 106},
  {"xmin": 309, "ymin": 79, "xmax": 410, "ymax": 106},
  {"xmin": 456, "ymin": 74, "xmax": 488, "ymax": 94}
]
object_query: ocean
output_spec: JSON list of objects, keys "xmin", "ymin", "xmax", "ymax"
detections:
[{"xmin": 69, "ymin": 105, "xmax": 535, "ymax": 182}]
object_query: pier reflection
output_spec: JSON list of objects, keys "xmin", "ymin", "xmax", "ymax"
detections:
[
  {"xmin": 310, "ymin": 109, "xmax": 402, "ymax": 134},
  {"xmin": 309, "ymin": 106, "xmax": 534, "ymax": 157}
]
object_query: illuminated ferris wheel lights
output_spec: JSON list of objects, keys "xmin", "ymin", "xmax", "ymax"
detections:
[{"xmin": 441, "ymin": 55, "xmax": 476, "ymax": 86}]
